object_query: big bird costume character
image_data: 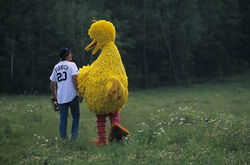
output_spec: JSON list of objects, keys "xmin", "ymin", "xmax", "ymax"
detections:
[{"xmin": 78, "ymin": 20, "xmax": 129, "ymax": 145}]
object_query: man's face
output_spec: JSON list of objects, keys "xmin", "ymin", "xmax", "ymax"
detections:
[{"xmin": 66, "ymin": 52, "xmax": 72, "ymax": 62}]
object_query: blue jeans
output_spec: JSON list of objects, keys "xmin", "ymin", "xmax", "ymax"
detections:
[{"xmin": 58, "ymin": 96, "xmax": 80, "ymax": 140}]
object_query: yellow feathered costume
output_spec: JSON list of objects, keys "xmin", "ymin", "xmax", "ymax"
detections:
[{"xmin": 78, "ymin": 20, "xmax": 129, "ymax": 145}]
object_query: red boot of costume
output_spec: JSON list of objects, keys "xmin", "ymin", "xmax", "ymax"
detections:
[{"xmin": 108, "ymin": 112, "xmax": 130, "ymax": 142}]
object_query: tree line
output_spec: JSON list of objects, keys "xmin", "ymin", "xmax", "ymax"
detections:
[{"xmin": 0, "ymin": 0, "xmax": 249, "ymax": 93}]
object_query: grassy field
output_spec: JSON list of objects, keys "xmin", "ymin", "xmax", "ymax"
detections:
[{"xmin": 0, "ymin": 73, "xmax": 249, "ymax": 164}]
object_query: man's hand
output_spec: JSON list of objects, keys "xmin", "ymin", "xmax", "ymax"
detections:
[
  {"xmin": 51, "ymin": 96, "xmax": 59, "ymax": 111},
  {"xmin": 51, "ymin": 95, "xmax": 57, "ymax": 100},
  {"xmin": 50, "ymin": 81, "xmax": 59, "ymax": 111},
  {"xmin": 78, "ymin": 95, "xmax": 83, "ymax": 103}
]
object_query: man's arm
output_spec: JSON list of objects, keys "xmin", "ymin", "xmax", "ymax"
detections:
[
  {"xmin": 72, "ymin": 75, "xmax": 83, "ymax": 103},
  {"xmin": 50, "ymin": 81, "xmax": 57, "ymax": 99},
  {"xmin": 72, "ymin": 75, "xmax": 78, "ymax": 90}
]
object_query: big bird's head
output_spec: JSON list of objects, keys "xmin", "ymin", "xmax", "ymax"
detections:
[{"xmin": 85, "ymin": 20, "xmax": 116, "ymax": 55}]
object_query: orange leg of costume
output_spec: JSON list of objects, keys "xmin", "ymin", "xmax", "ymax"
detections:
[
  {"xmin": 96, "ymin": 115, "xmax": 107, "ymax": 144},
  {"xmin": 93, "ymin": 112, "xmax": 129, "ymax": 145},
  {"xmin": 109, "ymin": 112, "xmax": 130, "ymax": 142},
  {"xmin": 109, "ymin": 112, "xmax": 120, "ymax": 125},
  {"xmin": 95, "ymin": 112, "xmax": 120, "ymax": 144}
]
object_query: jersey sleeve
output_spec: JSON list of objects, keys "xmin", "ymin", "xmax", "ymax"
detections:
[
  {"xmin": 71, "ymin": 62, "xmax": 79, "ymax": 76},
  {"xmin": 50, "ymin": 67, "xmax": 57, "ymax": 82}
]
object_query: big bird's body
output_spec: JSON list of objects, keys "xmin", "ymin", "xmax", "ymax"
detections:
[
  {"xmin": 78, "ymin": 20, "xmax": 129, "ymax": 145},
  {"xmin": 78, "ymin": 41, "xmax": 128, "ymax": 115}
]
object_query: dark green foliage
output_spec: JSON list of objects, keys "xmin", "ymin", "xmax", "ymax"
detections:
[{"xmin": 0, "ymin": 0, "xmax": 249, "ymax": 93}]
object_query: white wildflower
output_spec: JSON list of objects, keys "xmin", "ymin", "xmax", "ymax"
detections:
[{"xmin": 180, "ymin": 118, "xmax": 185, "ymax": 121}]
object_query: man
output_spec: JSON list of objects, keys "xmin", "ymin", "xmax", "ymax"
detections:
[{"xmin": 50, "ymin": 48, "xmax": 82, "ymax": 140}]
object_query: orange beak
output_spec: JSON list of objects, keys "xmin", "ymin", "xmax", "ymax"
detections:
[{"xmin": 85, "ymin": 39, "xmax": 99, "ymax": 55}]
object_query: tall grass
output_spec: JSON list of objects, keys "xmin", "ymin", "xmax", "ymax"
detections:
[{"xmin": 0, "ymin": 73, "xmax": 249, "ymax": 164}]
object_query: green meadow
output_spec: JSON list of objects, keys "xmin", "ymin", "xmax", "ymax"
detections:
[{"xmin": 0, "ymin": 73, "xmax": 249, "ymax": 165}]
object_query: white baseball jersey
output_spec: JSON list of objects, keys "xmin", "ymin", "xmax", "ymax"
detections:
[{"xmin": 50, "ymin": 61, "xmax": 79, "ymax": 104}]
